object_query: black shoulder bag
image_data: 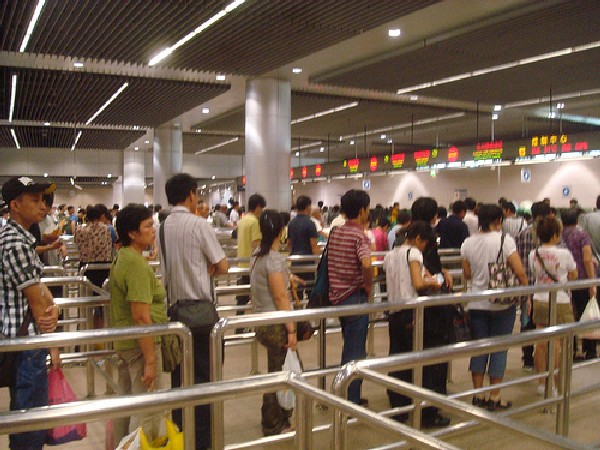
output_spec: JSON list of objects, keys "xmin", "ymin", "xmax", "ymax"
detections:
[
  {"xmin": 0, "ymin": 309, "xmax": 33, "ymax": 387},
  {"xmin": 308, "ymin": 229, "xmax": 332, "ymax": 308}
]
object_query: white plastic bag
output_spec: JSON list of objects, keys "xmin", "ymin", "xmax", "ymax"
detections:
[
  {"xmin": 277, "ymin": 349, "xmax": 302, "ymax": 410},
  {"xmin": 115, "ymin": 427, "xmax": 142, "ymax": 450},
  {"xmin": 579, "ymin": 296, "xmax": 600, "ymax": 340}
]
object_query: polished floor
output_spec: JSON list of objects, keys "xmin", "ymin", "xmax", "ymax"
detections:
[{"xmin": 1, "ymin": 312, "xmax": 600, "ymax": 449}]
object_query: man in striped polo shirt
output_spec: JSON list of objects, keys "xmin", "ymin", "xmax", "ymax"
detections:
[{"xmin": 328, "ymin": 189, "xmax": 372, "ymax": 405}]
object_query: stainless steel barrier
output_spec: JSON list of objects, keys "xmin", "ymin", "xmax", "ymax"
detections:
[
  {"xmin": 209, "ymin": 278, "xmax": 600, "ymax": 449},
  {"xmin": 331, "ymin": 320, "xmax": 600, "ymax": 450},
  {"xmin": 0, "ymin": 323, "xmax": 195, "ymax": 448}
]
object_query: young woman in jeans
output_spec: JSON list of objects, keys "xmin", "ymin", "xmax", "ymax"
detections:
[{"xmin": 461, "ymin": 204, "xmax": 528, "ymax": 410}]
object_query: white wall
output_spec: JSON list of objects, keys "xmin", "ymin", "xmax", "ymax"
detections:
[
  {"xmin": 294, "ymin": 159, "xmax": 600, "ymax": 210},
  {"xmin": 54, "ymin": 187, "xmax": 154, "ymax": 209}
]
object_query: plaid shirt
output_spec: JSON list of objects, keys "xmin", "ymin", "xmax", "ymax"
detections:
[
  {"xmin": 515, "ymin": 225, "xmax": 537, "ymax": 285},
  {"xmin": 0, "ymin": 220, "xmax": 42, "ymax": 337}
]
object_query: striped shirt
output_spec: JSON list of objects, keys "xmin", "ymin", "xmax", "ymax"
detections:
[
  {"xmin": 502, "ymin": 216, "xmax": 526, "ymax": 238},
  {"xmin": 156, "ymin": 206, "xmax": 225, "ymax": 303},
  {"xmin": 0, "ymin": 220, "xmax": 42, "ymax": 337},
  {"xmin": 327, "ymin": 221, "xmax": 371, "ymax": 304}
]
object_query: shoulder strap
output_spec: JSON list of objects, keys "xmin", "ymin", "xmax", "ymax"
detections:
[
  {"xmin": 496, "ymin": 232, "xmax": 506, "ymax": 263},
  {"xmin": 406, "ymin": 247, "xmax": 411, "ymax": 265},
  {"xmin": 535, "ymin": 247, "xmax": 559, "ymax": 282}
]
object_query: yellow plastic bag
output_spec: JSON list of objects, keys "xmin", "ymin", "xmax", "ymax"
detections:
[{"xmin": 140, "ymin": 419, "xmax": 183, "ymax": 450}]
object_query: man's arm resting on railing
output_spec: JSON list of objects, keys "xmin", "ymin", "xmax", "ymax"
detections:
[{"xmin": 22, "ymin": 282, "xmax": 58, "ymax": 333}]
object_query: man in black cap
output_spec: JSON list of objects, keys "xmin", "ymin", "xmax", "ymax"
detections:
[{"xmin": 1, "ymin": 176, "xmax": 60, "ymax": 449}]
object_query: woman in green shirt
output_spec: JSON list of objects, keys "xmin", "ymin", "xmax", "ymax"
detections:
[{"xmin": 110, "ymin": 205, "xmax": 167, "ymax": 446}]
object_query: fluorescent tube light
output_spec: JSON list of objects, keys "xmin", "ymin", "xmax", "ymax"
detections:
[
  {"xmin": 85, "ymin": 82, "xmax": 129, "ymax": 125},
  {"xmin": 10, "ymin": 129, "xmax": 20, "ymax": 149},
  {"xmin": 292, "ymin": 67, "xmax": 303, "ymax": 74},
  {"xmin": 71, "ymin": 131, "xmax": 82, "ymax": 151},
  {"xmin": 388, "ymin": 28, "xmax": 401, "ymax": 37},
  {"xmin": 9, "ymin": 75, "xmax": 17, "ymax": 122},
  {"xmin": 202, "ymin": 107, "xmax": 210, "ymax": 114},
  {"xmin": 19, "ymin": 0, "xmax": 46, "ymax": 52},
  {"xmin": 216, "ymin": 74, "xmax": 226, "ymax": 81},
  {"xmin": 397, "ymin": 40, "xmax": 600, "ymax": 95},
  {"xmin": 291, "ymin": 101, "xmax": 358, "ymax": 125},
  {"xmin": 149, "ymin": 0, "xmax": 246, "ymax": 66},
  {"xmin": 195, "ymin": 137, "xmax": 239, "ymax": 154},
  {"xmin": 73, "ymin": 62, "xmax": 84, "ymax": 68},
  {"xmin": 291, "ymin": 141, "xmax": 322, "ymax": 151}
]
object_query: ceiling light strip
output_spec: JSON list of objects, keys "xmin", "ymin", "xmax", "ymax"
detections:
[
  {"xmin": 85, "ymin": 82, "xmax": 129, "ymax": 125},
  {"xmin": 71, "ymin": 131, "xmax": 82, "ymax": 151},
  {"xmin": 504, "ymin": 88, "xmax": 600, "ymax": 109},
  {"xmin": 195, "ymin": 137, "xmax": 239, "ymax": 154},
  {"xmin": 19, "ymin": 0, "xmax": 46, "ymax": 52},
  {"xmin": 291, "ymin": 101, "xmax": 359, "ymax": 125},
  {"xmin": 9, "ymin": 75, "xmax": 17, "ymax": 122},
  {"xmin": 291, "ymin": 141, "xmax": 323, "ymax": 151},
  {"xmin": 10, "ymin": 129, "xmax": 20, "ymax": 149},
  {"xmin": 396, "ymin": 40, "xmax": 600, "ymax": 95},
  {"xmin": 149, "ymin": 0, "xmax": 246, "ymax": 66}
]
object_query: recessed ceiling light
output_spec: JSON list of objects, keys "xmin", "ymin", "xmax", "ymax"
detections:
[
  {"xmin": 387, "ymin": 139, "xmax": 393, "ymax": 144},
  {"xmin": 350, "ymin": 140, "xmax": 355, "ymax": 145},
  {"xmin": 557, "ymin": 102, "xmax": 565, "ymax": 109},
  {"xmin": 410, "ymin": 95, "xmax": 419, "ymax": 101},
  {"xmin": 388, "ymin": 28, "xmax": 401, "ymax": 37},
  {"xmin": 202, "ymin": 107, "xmax": 210, "ymax": 114},
  {"xmin": 292, "ymin": 67, "xmax": 302, "ymax": 74},
  {"xmin": 216, "ymin": 74, "xmax": 226, "ymax": 81},
  {"xmin": 339, "ymin": 136, "xmax": 343, "ymax": 141},
  {"xmin": 295, "ymin": 151, "xmax": 300, "ymax": 156},
  {"xmin": 149, "ymin": 0, "xmax": 246, "ymax": 66},
  {"xmin": 19, "ymin": 0, "xmax": 46, "ymax": 52},
  {"xmin": 196, "ymin": 129, "xmax": 202, "ymax": 133},
  {"xmin": 494, "ymin": 105, "xmax": 502, "ymax": 111},
  {"xmin": 380, "ymin": 134, "xmax": 387, "ymax": 139},
  {"xmin": 74, "ymin": 62, "xmax": 84, "ymax": 68},
  {"xmin": 134, "ymin": 146, "xmax": 139, "ymax": 151},
  {"xmin": 319, "ymin": 147, "xmax": 324, "ymax": 152},
  {"xmin": 70, "ymin": 177, "xmax": 74, "ymax": 185},
  {"xmin": 43, "ymin": 173, "xmax": 48, "ymax": 177},
  {"xmin": 44, "ymin": 122, "xmax": 51, "ymax": 126},
  {"xmin": 212, "ymin": 176, "xmax": 216, "ymax": 180},
  {"xmin": 492, "ymin": 113, "xmax": 499, "ymax": 120},
  {"xmin": 144, "ymin": 140, "xmax": 149, "ymax": 144},
  {"xmin": 107, "ymin": 173, "xmax": 112, "ymax": 178}
]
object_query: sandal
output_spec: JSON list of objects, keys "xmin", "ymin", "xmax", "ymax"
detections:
[
  {"xmin": 472, "ymin": 397, "xmax": 487, "ymax": 408},
  {"xmin": 487, "ymin": 399, "xmax": 512, "ymax": 412}
]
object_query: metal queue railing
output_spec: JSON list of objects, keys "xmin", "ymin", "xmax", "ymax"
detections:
[
  {"xmin": 331, "ymin": 320, "xmax": 600, "ymax": 450},
  {"xmin": 209, "ymin": 279, "xmax": 600, "ymax": 450},
  {"xmin": 0, "ymin": 323, "xmax": 196, "ymax": 448}
]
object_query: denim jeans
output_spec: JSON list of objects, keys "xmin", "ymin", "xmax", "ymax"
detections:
[
  {"xmin": 469, "ymin": 306, "xmax": 516, "ymax": 378},
  {"xmin": 9, "ymin": 349, "xmax": 48, "ymax": 450},
  {"xmin": 338, "ymin": 290, "xmax": 369, "ymax": 404}
]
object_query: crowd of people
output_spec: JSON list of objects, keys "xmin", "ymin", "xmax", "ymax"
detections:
[{"xmin": 2, "ymin": 173, "xmax": 600, "ymax": 448}]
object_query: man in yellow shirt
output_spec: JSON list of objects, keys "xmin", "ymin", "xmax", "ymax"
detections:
[{"xmin": 235, "ymin": 194, "xmax": 266, "ymax": 329}]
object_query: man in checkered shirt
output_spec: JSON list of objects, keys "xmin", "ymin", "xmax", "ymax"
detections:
[{"xmin": 1, "ymin": 176, "xmax": 59, "ymax": 449}]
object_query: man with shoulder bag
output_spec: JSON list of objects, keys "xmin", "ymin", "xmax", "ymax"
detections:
[{"xmin": 157, "ymin": 173, "xmax": 228, "ymax": 450}]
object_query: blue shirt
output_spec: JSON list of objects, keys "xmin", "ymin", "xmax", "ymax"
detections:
[{"xmin": 287, "ymin": 213, "xmax": 317, "ymax": 256}]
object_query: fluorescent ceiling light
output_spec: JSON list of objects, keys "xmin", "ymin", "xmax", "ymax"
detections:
[
  {"xmin": 212, "ymin": 176, "xmax": 216, "ymax": 179},
  {"xmin": 292, "ymin": 67, "xmax": 303, "ymax": 74},
  {"xmin": 504, "ymin": 88, "xmax": 600, "ymax": 109},
  {"xmin": 410, "ymin": 95, "xmax": 418, "ymax": 101},
  {"xmin": 10, "ymin": 129, "xmax": 20, "ymax": 149},
  {"xmin": 202, "ymin": 107, "xmax": 210, "ymax": 114},
  {"xmin": 396, "ymin": 40, "xmax": 600, "ymax": 95},
  {"xmin": 215, "ymin": 74, "xmax": 226, "ymax": 81},
  {"xmin": 380, "ymin": 134, "xmax": 386, "ymax": 139},
  {"xmin": 19, "ymin": 0, "xmax": 46, "ymax": 52},
  {"xmin": 319, "ymin": 147, "xmax": 324, "ymax": 152},
  {"xmin": 492, "ymin": 113, "xmax": 498, "ymax": 120},
  {"xmin": 194, "ymin": 137, "xmax": 239, "ymax": 154},
  {"xmin": 9, "ymin": 75, "xmax": 17, "ymax": 122},
  {"xmin": 350, "ymin": 140, "xmax": 355, "ymax": 145},
  {"xmin": 149, "ymin": 0, "xmax": 246, "ymax": 66},
  {"xmin": 134, "ymin": 146, "xmax": 139, "ymax": 151},
  {"xmin": 295, "ymin": 151, "xmax": 300, "ymax": 156},
  {"xmin": 71, "ymin": 130, "xmax": 82, "ymax": 151},
  {"xmin": 85, "ymin": 82, "xmax": 129, "ymax": 125},
  {"xmin": 494, "ymin": 105, "xmax": 502, "ymax": 111},
  {"xmin": 291, "ymin": 101, "xmax": 358, "ymax": 125},
  {"xmin": 44, "ymin": 122, "xmax": 50, "ymax": 126},
  {"xmin": 144, "ymin": 140, "xmax": 150, "ymax": 144},
  {"xmin": 388, "ymin": 28, "xmax": 401, "ymax": 37},
  {"xmin": 291, "ymin": 141, "xmax": 322, "ymax": 151},
  {"xmin": 43, "ymin": 173, "xmax": 48, "ymax": 177},
  {"xmin": 74, "ymin": 62, "xmax": 84, "ymax": 68},
  {"xmin": 556, "ymin": 102, "xmax": 565, "ymax": 109},
  {"xmin": 107, "ymin": 173, "xmax": 112, "ymax": 178}
]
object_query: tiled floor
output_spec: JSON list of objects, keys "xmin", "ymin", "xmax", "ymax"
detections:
[{"xmin": 2, "ymin": 311, "xmax": 600, "ymax": 449}]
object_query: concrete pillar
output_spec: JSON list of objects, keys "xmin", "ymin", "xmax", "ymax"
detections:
[
  {"xmin": 245, "ymin": 78, "xmax": 291, "ymax": 212},
  {"xmin": 154, "ymin": 124, "xmax": 183, "ymax": 209},
  {"xmin": 122, "ymin": 149, "xmax": 145, "ymax": 204},
  {"xmin": 112, "ymin": 177, "xmax": 123, "ymax": 209}
]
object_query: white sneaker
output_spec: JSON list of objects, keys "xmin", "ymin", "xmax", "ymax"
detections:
[{"xmin": 537, "ymin": 385, "xmax": 558, "ymax": 397}]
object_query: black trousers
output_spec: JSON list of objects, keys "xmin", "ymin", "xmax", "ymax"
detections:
[
  {"xmin": 572, "ymin": 288, "xmax": 597, "ymax": 356},
  {"xmin": 387, "ymin": 310, "xmax": 448, "ymax": 423}
]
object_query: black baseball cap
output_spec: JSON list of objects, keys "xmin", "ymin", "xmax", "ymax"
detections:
[{"xmin": 2, "ymin": 176, "xmax": 56, "ymax": 205}]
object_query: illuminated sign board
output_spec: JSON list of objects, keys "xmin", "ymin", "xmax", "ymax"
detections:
[
  {"xmin": 414, "ymin": 150, "xmax": 431, "ymax": 167},
  {"xmin": 242, "ymin": 176, "xmax": 246, "ymax": 185},
  {"xmin": 302, "ymin": 166, "xmax": 307, "ymax": 178},
  {"xmin": 370, "ymin": 157, "xmax": 378, "ymax": 172},
  {"xmin": 473, "ymin": 141, "xmax": 503, "ymax": 160},
  {"xmin": 315, "ymin": 164, "xmax": 322, "ymax": 177},
  {"xmin": 390, "ymin": 153, "xmax": 406, "ymax": 168},
  {"xmin": 518, "ymin": 134, "xmax": 591, "ymax": 160},
  {"xmin": 344, "ymin": 158, "xmax": 360, "ymax": 173},
  {"xmin": 289, "ymin": 168, "xmax": 294, "ymax": 179},
  {"xmin": 448, "ymin": 146, "xmax": 459, "ymax": 162}
]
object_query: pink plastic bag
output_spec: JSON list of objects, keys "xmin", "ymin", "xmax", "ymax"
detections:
[{"xmin": 46, "ymin": 367, "xmax": 87, "ymax": 445}]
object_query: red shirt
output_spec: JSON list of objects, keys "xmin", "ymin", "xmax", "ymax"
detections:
[{"xmin": 327, "ymin": 221, "xmax": 371, "ymax": 304}]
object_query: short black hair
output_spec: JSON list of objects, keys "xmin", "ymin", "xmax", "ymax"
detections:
[
  {"xmin": 411, "ymin": 197, "xmax": 438, "ymax": 223},
  {"xmin": 502, "ymin": 201, "xmax": 516, "ymax": 214},
  {"xmin": 437, "ymin": 206, "xmax": 448, "ymax": 219},
  {"xmin": 317, "ymin": 201, "xmax": 324, "ymax": 208},
  {"xmin": 340, "ymin": 189, "xmax": 370, "ymax": 220},
  {"xmin": 477, "ymin": 204, "xmax": 503, "ymax": 231},
  {"xmin": 86, "ymin": 205, "xmax": 101, "ymax": 221},
  {"xmin": 537, "ymin": 217, "xmax": 562, "ymax": 243},
  {"xmin": 296, "ymin": 195, "xmax": 311, "ymax": 211},
  {"xmin": 531, "ymin": 201, "xmax": 551, "ymax": 221},
  {"xmin": 465, "ymin": 197, "xmax": 476, "ymax": 210},
  {"xmin": 96, "ymin": 203, "xmax": 109, "ymax": 219},
  {"xmin": 68, "ymin": 206, "xmax": 75, "ymax": 213},
  {"xmin": 397, "ymin": 211, "xmax": 411, "ymax": 226},
  {"xmin": 256, "ymin": 209, "xmax": 284, "ymax": 258},
  {"xmin": 560, "ymin": 208, "xmax": 580, "ymax": 227},
  {"xmin": 42, "ymin": 193, "xmax": 54, "ymax": 209},
  {"xmin": 452, "ymin": 200, "xmax": 467, "ymax": 215},
  {"xmin": 406, "ymin": 220, "xmax": 434, "ymax": 242},
  {"xmin": 154, "ymin": 205, "xmax": 162, "ymax": 213},
  {"xmin": 378, "ymin": 217, "xmax": 390, "ymax": 228},
  {"xmin": 165, "ymin": 173, "xmax": 197, "ymax": 205},
  {"xmin": 116, "ymin": 204, "xmax": 152, "ymax": 247},
  {"xmin": 248, "ymin": 193, "xmax": 266, "ymax": 212}
]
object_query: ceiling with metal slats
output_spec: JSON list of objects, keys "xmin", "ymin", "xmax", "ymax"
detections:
[{"xmin": 1, "ymin": 0, "xmax": 600, "ymax": 179}]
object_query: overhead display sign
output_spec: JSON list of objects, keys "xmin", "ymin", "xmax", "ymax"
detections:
[
  {"xmin": 473, "ymin": 141, "xmax": 503, "ymax": 161},
  {"xmin": 414, "ymin": 149, "xmax": 431, "ymax": 167}
]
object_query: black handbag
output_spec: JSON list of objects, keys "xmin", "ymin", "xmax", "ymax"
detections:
[
  {"xmin": 452, "ymin": 305, "xmax": 472, "ymax": 342},
  {"xmin": 308, "ymin": 233, "xmax": 331, "ymax": 309},
  {"xmin": 0, "ymin": 309, "xmax": 33, "ymax": 387}
]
